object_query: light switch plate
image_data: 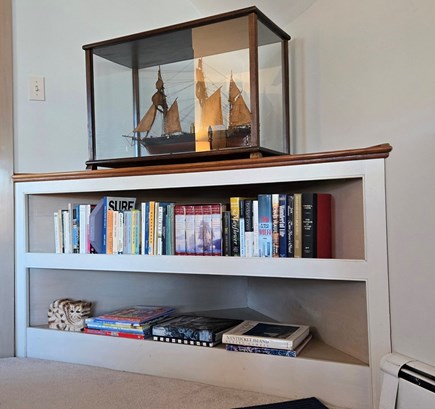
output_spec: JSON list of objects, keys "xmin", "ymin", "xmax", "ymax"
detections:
[{"xmin": 29, "ymin": 76, "xmax": 45, "ymax": 101}]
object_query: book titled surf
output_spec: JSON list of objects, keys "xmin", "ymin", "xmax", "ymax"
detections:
[
  {"xmin": 222, "ymin": 320, "xmax": 310, "ymax": 350},
  {"xmin": 89, "ymin": 196, "xmax": 136, "ymax": 254},
  {"xmin": 89, "ymin": 305, "xmax": 174, "ymax": 327},
  {"xmin": 151, "ymin": 315, "xmax": 242, "ymax": 343}
]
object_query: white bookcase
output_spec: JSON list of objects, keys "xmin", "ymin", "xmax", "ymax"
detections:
[{"xmin": 14, "ymin": 146, "xmax": 392, "ymax": 409}]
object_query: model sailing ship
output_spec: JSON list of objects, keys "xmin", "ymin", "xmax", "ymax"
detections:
[{"xmin": 124, "ymin": 59, "xmax": 252, "ymax": 155}]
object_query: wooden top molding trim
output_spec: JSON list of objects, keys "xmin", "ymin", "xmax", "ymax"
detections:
[{"xmin": 13, "ymin": 143, "xmax": 392, "ymax": 183}]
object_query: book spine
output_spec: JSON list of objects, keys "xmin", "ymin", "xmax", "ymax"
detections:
[
  {"xmin": 316, "ymin": 193, "xmax": 332, "ymax": 258},
  {"xmin": 53, "ymin": 211, "xmax": 61, "ymax": 253},
  {"xmin": 174, "ymin": 204, "xmax": 186, "ymax": 255},
  {"xmin": 84, "ymin": 328, "xmax": 146, "ymax": 340},
  {"xmin": 79, "ymin": 204, "xmax": 89, "ymax": 254},
  {"xmin": 286, "ymin": 194, "xmax": 294, "ymax": 258},
  {"xmin": 258, "ymin": 194, "xmax": 272, "ymax": 257},
  {"xmin": 211, "ymin": 204, "xmax": 223, "ymax": 256},
  {"xmin": 230, "ymin": 197, "xmax": 241, "ymax": 256},
  {"xmin": 106, "ymin": 208, "xmax": 114, "ymax": 254},
  {"xmin": 165, "ymin": 204, "xmax": 174, "ymax": 256},
  {"xmin": 302, "ymin": 193, "xmax": 317, "ymax": 258},
  {"xmin": 225, "ymin": 344, "xmax": 297, "ymax": 357},
  {"xmin": 244, "ymin": 199, "xmax": 254, "ymax": 258},
  {"xmin": 185, "ymin": 205, "xmax": 195, "ymax": 255},
  {"xmin": 194, "ymin": 205, "xmax": 204, "ymax": 255},
  {"xmin": 152, "ymin": 336, "xmax": 218, "ymax": 348},
  {"xmin": 202, "ymin": 204, "xmax": 213, "ymax": 256},
  {"xmin": 293, "ymin": 193, "xmax": 302, "ymax": 258},
  {"xmin": 252, "ymin": 200, "xmax": 259, "ymax": 257},
  {"xmin": 239, "ymin": 199, "xmax": 246, "ymax": 257},
  {"xmin": 117, "ymin": 211, "xmax": 124, "ymax": 254},
  {"xmin": 62, "ymin": 210, "xmax": 71, "ymax": 254},
  {"xmin": 112, "ymin": 210, "xmax": 119, "ymax": 254},
  {"xmin": 131, "ymin": 209, "xmax": 140, "ymax": 255},
  {"xmin": 140, "ymin": 202, "xmax": 147, "ymax": 255},
  {"xmin": 157, "ymin": 203, "xmax": 164, "ymax": 255},
  {"xmin": 148, "ymin": 201, "xmax": 155, "ymax": 255},
  {"xmin": 71, "ymin": 204, "xmax": 80, "ymax": 254},
  {"xmin": 222, "ymin": 210, "xmax": 231, "ymax": 256},
  {"xmin": 278, "ymin": 194, "xmax": 288, "ymax": 257},
  {"xmin": 271, "ymin": 194, "xmax": 280, "ymax": 257},
  {"xmin": 222, "ymin": 333, "xmax": 295, "ymax": 350}
]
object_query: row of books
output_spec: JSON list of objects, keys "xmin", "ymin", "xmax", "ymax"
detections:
[
  {"xmin": 54, "ymin": 193, "xmax": 332, "ymax": 258},
  {"xmin": 83, "ymin": 305, "xmax": 312, "ymax": 357},
  {"xmin": 229, "ymin": 193, "xmax": 332, "ymax": 258}
]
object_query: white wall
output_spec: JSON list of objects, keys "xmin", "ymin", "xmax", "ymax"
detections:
[
  {"xmin": 287, "ymin": 0, "xmax": 435, "ymax": 366},
  {"xmin": 13, "ymin": 0, "xmax": 200, "ymax": 172},
  {"xmin": 13, "ymin": 0, "xmax": 435, "ymax": 369}
]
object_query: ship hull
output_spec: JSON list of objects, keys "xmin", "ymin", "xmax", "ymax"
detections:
[
  {"xmin": 226, "ymin": 125, "xmax": 251, "ymax": 148},
  {"xmin": 140, "ymin": 132, "xmax": 195, "ymax": 154}
]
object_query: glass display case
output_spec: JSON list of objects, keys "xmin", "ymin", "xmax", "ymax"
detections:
[{"xmin": 83, "ymin": 7, "xmax": 290, "ymax": 168}]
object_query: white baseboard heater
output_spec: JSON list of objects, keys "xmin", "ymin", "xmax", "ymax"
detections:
[{"xmin": 380, "ymin": 353, "xmax": 435, "ymax": 409}]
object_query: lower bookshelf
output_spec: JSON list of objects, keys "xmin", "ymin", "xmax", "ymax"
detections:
[{"xmin": 27, "ymin": 326, "xmax": 370, "ymax": 409}]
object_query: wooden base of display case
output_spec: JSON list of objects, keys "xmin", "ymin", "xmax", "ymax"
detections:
[{"xmin": 85, "ymin": 146, "xmax": 280, "ymax": 170}]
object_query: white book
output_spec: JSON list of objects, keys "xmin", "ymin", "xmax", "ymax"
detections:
[
  {"xmin": 79, "ymin": 204, "xmax": 90, "ymax": 254},
  {"xmin": 222, "ymin": 320, "xmax": 310, "ymax": 350},
  {"xmin": 252, "ymin": 200, "xmax": 259, "ymax": 257},
  {"xmin": 53, "ymin": 211, "xmax": 62, "ymax": 253},
  {"xmin": 117, "ymin": 211, "xmax": 124, "ymax": 254},
  {"xmin": 62, "ymin": 210, "xmax": 71, "ymax": 254}
]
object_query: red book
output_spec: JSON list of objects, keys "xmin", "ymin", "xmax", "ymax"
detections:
[
  {"xmin": 316, "ymin": 193, "xmax": 332, "ymax": 258},
  {"xmin": 84, "ymin": 327, "xmax": 145, "ymax": 340}
]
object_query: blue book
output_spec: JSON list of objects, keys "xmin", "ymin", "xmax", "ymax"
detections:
[
  {"xmin": 225, "ymin": 334, "xmax": 312, "ymax": 357},
  {"xmin": 258, "ymin": 194, "xmax": 272, "ymax": 257},
  {"xmin": 89, "ymin": 196, "xmax": 136, "ymax": 254}
]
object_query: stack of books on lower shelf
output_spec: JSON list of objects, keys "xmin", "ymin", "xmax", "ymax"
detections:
[
  {"xmin": 222, "ymin": 320, "xmax": 312, "ymax": 357},
  {"xmin": 151, "ymin": 315, "xmax": 243, "ymax": 347},
  {"xmin": 84, "ymin": 305, "xmax": 174, "ymax": 340}
]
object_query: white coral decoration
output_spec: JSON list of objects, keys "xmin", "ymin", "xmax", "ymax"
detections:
[{"xmin": 48, "ymin": 298, "xmax": 92, "ymax": 331}]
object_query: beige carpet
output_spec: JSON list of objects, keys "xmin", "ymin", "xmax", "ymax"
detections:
[{"xmin": 0, "ymin": 358, "xmax": 296, "ymax": 409}]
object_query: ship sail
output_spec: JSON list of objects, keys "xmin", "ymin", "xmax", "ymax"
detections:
[
  {"xmin": 134, "ymin": 104, "xmax": 157, "ymax": 133},
  {"xmin": 164, "ymin": 99, "xmax": 182, "ymax": 134},
  {"xmin": 228, "ymin": 76, "xmax": 251, "ymax": 128},
  {"xmin": 201, "ymin": 87, "xmax": 223, "ymax": 129}
]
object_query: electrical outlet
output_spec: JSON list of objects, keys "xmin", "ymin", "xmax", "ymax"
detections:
[{"xmin": 29, "ymin": 76, "xmax": 45, "ymax": 101}]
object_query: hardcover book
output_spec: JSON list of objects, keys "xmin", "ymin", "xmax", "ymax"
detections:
[
  {"xmin": 84, "ymin": 328, "xmax": 147, "ymax": 340},
  {"xmin": 185, "ymin": 205, "xmax": 196, "ymax": 255},
  {"xmin": 244, "ymin": 199, "xmax": 254, "ymax": 258},
  {"xmin": 152, "ymin": 335, "xmax": 221, "ymax": 347},
  {"xmin": 278, "ymin": 194, "xmax": 288, "ymax": 258},
  {"xmin": 230, "ymin": 197, "xmax": 243, "ymax": 256},
  {"xmin": 89, "ymin": 305, "xmax": 174, "ymax": 327},
  {"xmin": 222, "ymin": 320, "xmax": 310, "ymax": 350},
  {"xmin": 286, "ymin": 194, "xmax": 294, "ymax": 258},
  {"xmin": 225, "ymin": 334, "xmax": 312, "ymax": 357},
  {"xmin": 151, "ymin": 315, "xmax": 242, "ymax": 343},
  {"xmin": 211, "ymin": 204, "xmax": 224, "ymax": 256},
  {"xmin": 271, "ymin": 194, "xmax": 280, "ymax": 257},
  {"xmin": 258, "ymin": 194, "xmax": 272, "ymax": 257},
  {"xmin": 174, "ymin": 204, "xmax": 186, "ymax": 255},
  {"xmin": 293, "ymin": 193, "xmax": 302, "ymax": 258},
  {"xmin": 316, "ymin": 193, "xmax": 332, "ymax": 258},
  {"xmin": 302, "ymin": 193, "xmax": 317, "ymax": 258},
  {"xmin": 89, "ymin": 196, "xmax": 136, "ymax": 254}
]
